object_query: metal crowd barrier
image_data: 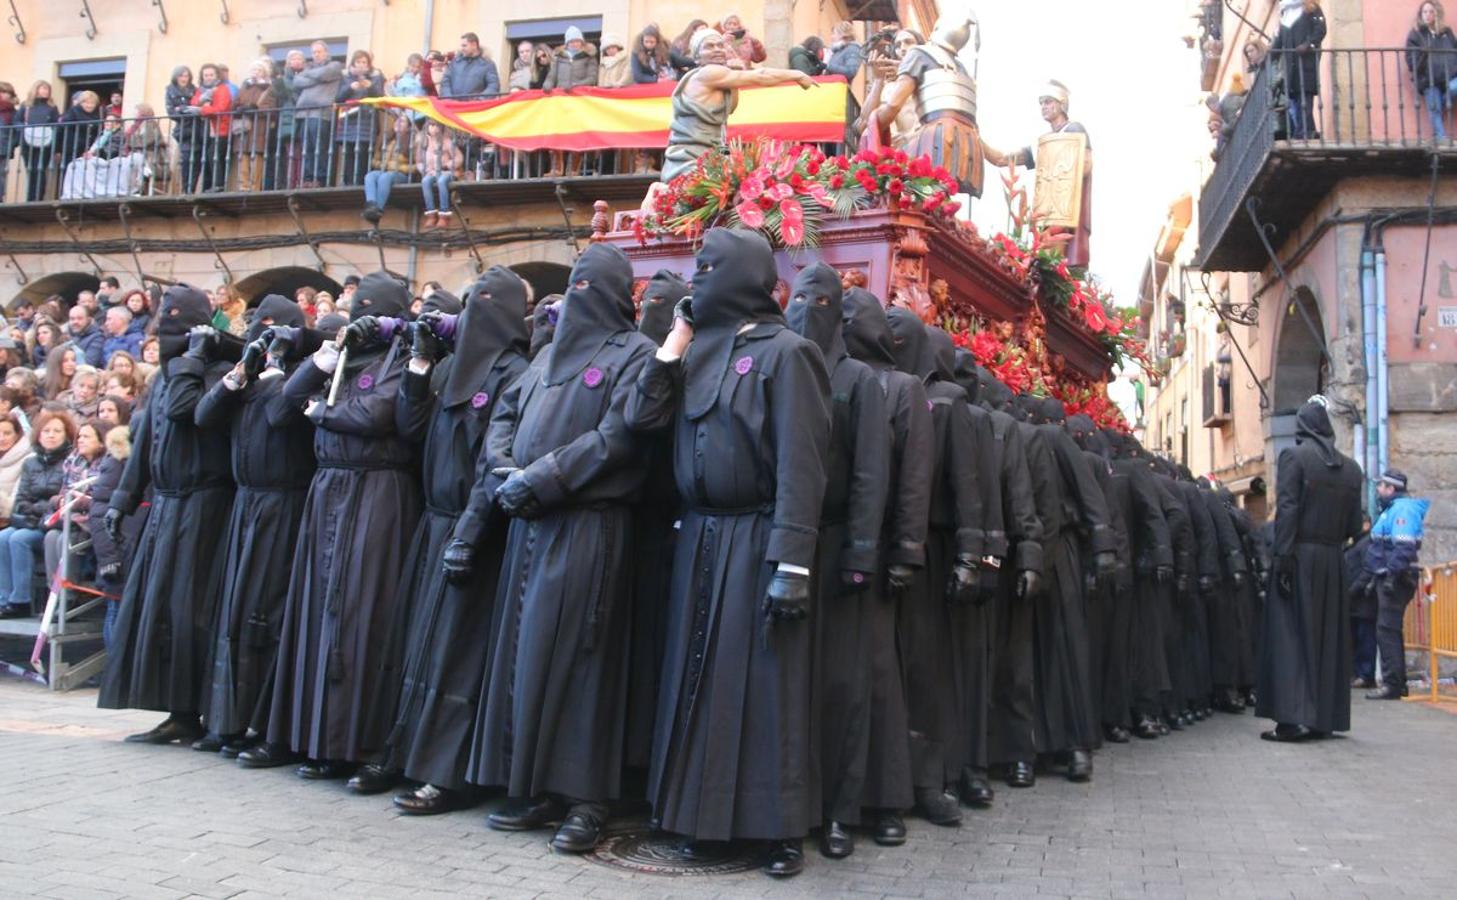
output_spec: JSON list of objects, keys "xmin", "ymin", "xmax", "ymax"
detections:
[{"xmin": 1402, "ymin": 560, "xmax": 1457, "ymax": 705}]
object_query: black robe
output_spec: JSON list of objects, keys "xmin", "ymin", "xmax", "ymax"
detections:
[
  {"xmin": 268, "ymin": 344, "xmax": 422, "ymax": 762},
  {"xmin": 1174, "ymin": 477, "xmax": 1221, "ymax": 705},
  {"xmin": 99, "ymin": 356, "xmax": 236, "ymax": 715},
  {"xmin": 1256, "ymin": 410, "xmax": 1363, "ymax": 732},
  {"xmin": 1086, "ymin": 451, "xmax": 1132, "ymax": 729},
  {"xmin": 634, "ymin": 328, "xmax": 831, "ymax": 841},
  {"xmin": 1112, "ymin": 457, "xmax": 1173, "ymax": 721},
  {"xmin": 1201, "ymin": 487, "xmax": 1248, "ymax": 690},
  {"xmin": 196, "ymin": 369, "xmax": 316, "ymax": 737},
  {"xmin": 1150, "ymin": 472, "xmax": 1195, "ymax": 715},
  {"xmin": 386, "ymin": 351, "xmax": 527, "ymax": 789}
]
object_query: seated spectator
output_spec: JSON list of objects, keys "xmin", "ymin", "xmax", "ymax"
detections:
[
  {"xmin": 88, "ymin": 425, "xmax": 134, "ymax": 646},
  {"xmin": 416, "ymin": 120, "xmax": 461, "ymax": 228},
  {"xmin": 43, "ymin": 345, "xmax": 79, "ymax": 401},
  {"xmin": 12, "ymin": 300, "xmax": 36, "ymax": 334},
  {"xmin": 0, "ymin": 414, "xmax": 31, "ymax": 528},
  {"xmin": 121, "ymin": 289, "xmax": 151, "ymax": 335},
  {"xmin": 61, "ymin": 111, "xmax": 137, "ymax": 199},
  {"xmin": 233, "ymin": 59, "xmax": 279, "ymax": 192},
  {"xmin": 42, "ymin": 420, "xmax": 109, "ymax": 594},
  {"xmin": 59, "ymin": 368, "xmax": 101, "ymax": 419},
  {"xmin": 106, "ymin": 350, "xmax": 138, "ymax": 380},
  {"xmin": 27, "ymin": 321, "xmax": 62, "ymax": 370},
  {"xmin": 314, "ymin": 293, "xmax": 338, "ymax": 319},
  {"xmin": 790, "ymin": 36, "xmax": 827, "ymax": 76},
  {"xmin": 509, "ymin": 41, "xmax": 538, "ymax": 92},
  {"xmin": 139, "ymin": 335, "xmax": 161, "ymax": 368},
  {"xmin": 3, "ymin": 368, "xmax": 40, "ymax": 430},
  {"xmin": 632, "ymin": 24, "xmax": 693, "ymax": 84},
  {"xmin": 101, "ymin": 307, "xmax": 142, "ymax": 363},
  {"xmin": 341, "ymin": 274, "xmax": 360, "ymax": 306},
  {"xmin": 124, "ymin": 103, "xmax": 168, "ymax": 195},
  {"xmin": 599, "ymin": 35, "xmax": 634, "ymax": 87},
  {"xmin": 719, "ymin": 14, "xmax": 768, "ymax": 69},
  {"xmin": 97, "ymin": 394, "xmax": 131, "ymax": 428},
  {"xmin": 57, "ymin": 91, "xmax": 103, "ymax": 178},
  {"xmin": 363, "ymin": 117, "xmax": 417, "ymax": 224},
  {"xmin": 0, "ymin": 409, "xmax": 73, "ymax": 618},
  {"xmin": 335, "ymin": 50, "xmax": 385, "ymax": 187},
  {"xmin": 216, "ymin": 285, "xmax": 247, "ymax": 337},
  {"xmin": 671, "ymin": 19, "xmax": 711, "ymax": 59},
  {"xmin": 66, "ymin": 303, "xmax": 106, "ymax": 367},
  {"xmin": 102, "ymin": 372, "xmax": 136, "ymax": 404},
  {"xmin": 294, "ymin": 286, "xmax": 319, "ymax": 322}
]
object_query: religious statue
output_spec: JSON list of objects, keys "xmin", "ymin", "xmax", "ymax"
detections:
[
  {"xmin": 860, "ymin": 13, "xmax": 985, "ymax": 199},
  {"xmin": 984, "ymin": 80, "xmax": 1094, "ymax": 268}
]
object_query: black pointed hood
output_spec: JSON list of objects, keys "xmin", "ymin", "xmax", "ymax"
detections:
[
  {"xmin": 638, "ymin": 269, "xmax": 687, "ymax": 347},
  {"xmin": 684, "ymin": 227, "xmax": 783, "ymax": 420},
  {"xmin": 786, "ymin": 262, "xmax": 846, "ymax": 368},
  {"xmin": 247, "ymin": 294, "xmax": 305, "ymax": 343},
  {"xmin": 1295, "ymin": 398, "xmax": 1339, "ymax": 467},
  {"xmin": 924, "ymin": 326, "xmax": 957, "ymax": 385},
  {"xmin": 421, "ymin": 288, "xmax": 462, "ymax": 316},
  {"xmin": 841, "ymin": 288, "xmax": 897, "ymax": 371},
  {"xmin": 951, "ymin": 348, "xmax": 980, "ymax": 404},
  {"xmin": 1034, "ymin": 397, "xmax": 1067, "ymax": 425},
  {"xmin": 350, "ymin": 271, "xmax": 411, "ymax": 322},
  {"xmin": 885, "ymin": 307, "xmax": 935, "ymax": 382},
  {"xmin": 545, "ymin": 243, "xmax": 636, "ymax": 385},
  {"xmin": 444, "ymin": 266, "xmax": 529, "ymax": 408},
  {"xmin": 156, "ymin": 283, "xmax": 213, "ymax": 361},
  {"xmin": 980, "ymin": 368, "xmax": 1013, "ymax": 411}
]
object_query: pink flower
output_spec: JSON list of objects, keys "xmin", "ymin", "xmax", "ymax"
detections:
[
  {"xmin": 739, "ymin": 176, "xmax": 765, "ymax": 202},
  {"xmin": 804, "ymin": 182, "xmax": 833, "ymax": 208},
  {"xmin": 782, "ymin": 217, "xmax": 806, "ymax": 246},
  {"xmin": 736, "ymin": 200, "xmax": 766, "ymax": 228},
  {"xmin": 775, "ymin": 156, "xmax": 797, "ymax": 181},
  {"xmin": 768, "ymin": 182, "xmax": 794, "ymax": 201},
  {"xmin": 779, "ymin": 198, "xmax": 805, "ymax": 223}
]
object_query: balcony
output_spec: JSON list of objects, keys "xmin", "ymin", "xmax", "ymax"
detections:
[
  {"xmin": 1196, "ymin": 47, "xmax": 1457, "ymax": 271},
  {"xmin": 1203, "ymin": 360, "xmax": 1232, "ymax": 428}
]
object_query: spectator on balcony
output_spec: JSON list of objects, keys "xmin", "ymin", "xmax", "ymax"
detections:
[
  {"xmin": 335, "ymin": 50, "xmax": 385, "ymax": 187},
  {"xmin": 0, "ymin": 409, "xmax": 72, "ymax": 618},
  {"xmin": 544, "ymin": 27, "xmax": 600, "ymax": 90},
  {"xmin": 290, "ymin": 41, "xmax": 344, "ymax": 189},
  {"xmin": 0, "ymin": 415, "xmax": 29, "ymax": 528},
  {"xmin": 15, "ymin": 81, "xmax": 60, "ymax": 203},
  {"xmin": 599, "ymin": 35, "xmax": 634, "ymax": 88},
  {"xmin": 123, "ymin": 104, "xmax": 168, "ymax": 195},
  {"xmin": 60, "ymin": 111, "xmax": 134, "ymax": 199},
  {"xmin": 1212, "ymin": 73, "xmax": 1248, "ymax": 160},
  {"xmin": 217, "ymin": 66, "xmax": 240, "ymax": 102},
  {"xmin": 189, "ymin": 64, "xmax": 234, "ymax": 193},
  {"xmin": 166, "ymin": 66, "xmax": 202, "ymax": 194},
  {"xmin": 671, "ymin": 20, "xmax": 710, "ymax": 59},
  {"xmin": 718, "ymin": 14, "xmax": 767, "ymax": 69},
  {"xmin": 416, "ymin": 120, "xmax": 461, "ymax": 228},
  {"xmin": 0, "ymin": 82, "xmax": 16, "ymax": 202},
  {"xmin": 1244, "ymin": 37, "xmax": 1269, "ymax": 75},
  {"xmin": 362, "ymin": 118, "xmax": 417, "ymax": 224},
  {"xmin": 421, "ymin": 50, "xmax": 446, "ymax": 97},
  {"xmin": 1407, "ymin": 1, "xmax": 1457, "ymax": 139},
  {"xmin": 101, "ymin": 307, "xmax": 141, "ymax": 363},
  {"xmin": 531, "ymin": 44, "xmax": 555, "ymax": 89},
  {"xmin": 387, "ymin": 53, "xmax": 428, "ymax": 125},
  {"xmin": 632, "ymin": 25, "xmax": 693, "ymax": 84},
  {"xmin": 1273, "ymin": 0, "xmax": 1326, "ymax": 140},
  {"xmin": 267, "ymin": 50, "xmax": 306, "ymax": 191},
  {"xmin": 790, "ymin": 36, "xmax": 827, "ymax": 77},
  {"xmin": 57, "ymin": 91, "xmax": 102, "ymax": 181},
  {"xmin": 67, "ymin": 305, "xmax": 105, "ymax": 368},
  {"xmin": 233, "ymin": 58, "xmax": 279, "ymax": 193},
  {"xmin": 106, "ymin": 91, "xmax": 124, "ymax": 119},
  {"xmin": 508, "ymin": 41, "xmax": 538, "ymax": 92},
  {"xmin": 441, "ymin": 33, "xmax": 502, "ymax": 99}
]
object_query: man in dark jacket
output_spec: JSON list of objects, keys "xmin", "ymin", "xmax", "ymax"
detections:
[
  {"xmin": 1256, "ymin": 398, "xmax": 1364, "ymax": 741},
  {"xmin": 440, "ymin": 33, "xmax": 502, "ymax": 98},
  {"xmin": 67, "ymin": 305, "xmax": 107, "ymax": 367},
  {"xmin": 1345, "ymin": 514, "xmax": 1374, "ymax": 688},
  {"xmin": 289, "ymin": 41, "xmax": 343, "ymax": 187}
]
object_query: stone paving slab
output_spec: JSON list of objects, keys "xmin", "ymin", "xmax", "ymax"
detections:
[{"xmin": 2, "ymin": 678, "xmax": 1456, "ymax": 898}]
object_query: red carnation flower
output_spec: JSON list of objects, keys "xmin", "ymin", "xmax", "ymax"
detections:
[
  {"xmin": 887, "ymin": 178, "xmax": 904, "ymax": 194},
  {"xmin": 829, "ymin": 174, "xmax": 845, "ymax": 189}
]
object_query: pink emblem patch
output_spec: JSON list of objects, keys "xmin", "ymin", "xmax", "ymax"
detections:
[
  {"xmin": 926, "ymin": 400, "xmax": 934, "ymax": 411},
  {"xmin": 471, "ymin": 391, "xmax": 490, "ymax": 409},
  {"xmin": 852, "ymin": 572, "xmax": 865, "ymax": 584},
  {"xmin": 583, "ymin": 367, "xmax": 604, "ymax": 388},
  {"xmin": 733, "ymin": 356, "xmax": 754, "ymax": 376},
  {"xmin": 356, "ymin": 373, "xmax": 374, "ymax": 391}
]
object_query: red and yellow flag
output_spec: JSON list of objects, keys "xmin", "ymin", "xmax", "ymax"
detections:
[{"xmin": 364, "ymin": 76, "xmax": 847, "ymax": 152}]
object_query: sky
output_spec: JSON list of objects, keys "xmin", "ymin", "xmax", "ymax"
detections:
[{"xmin": 956, "ymin": 0, "xmax": 1211, "ymax": 309}]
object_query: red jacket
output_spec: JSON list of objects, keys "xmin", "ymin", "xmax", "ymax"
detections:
[{"xmin": 194, "ymin": 83, "xmax": 233, "ymax": 137}]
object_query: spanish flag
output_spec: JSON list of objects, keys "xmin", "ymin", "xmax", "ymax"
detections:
[{"xmin": 364, "ymin": 76, "xmax": 848, "ymax": 152}]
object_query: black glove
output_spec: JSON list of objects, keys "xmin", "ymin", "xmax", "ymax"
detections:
[
  {"xmin": 103, "ymin": 508, "xmax": 125, "ymax": 542},
  {"xmin": 343, "ymin": 315, "xmax": 381, "ymax": 350},
  {"xmin": 1198, "ymin": 575, "xmax": 1215, "ymax": 595},
  {"xmin": 410, "ymin": 320, "xmax": 447, "ymax": 362},
  {"xmin": 673, "ymin": 295, "xmax": 694, "ymax": 326},
  {"xmin": 241, "ymin": 339, "xmax": 267, "ymax": 378},
  {"xmin": 1155, "ymin": 565, "xmax": 1174, "ymax": 584},
  {"xmin": 764, "ymin": 570, "xmax": 809, "ymax": 621},
  {"xmin": 185, "ymin": 325, "xmax": 219, "ymax": 361},
  {"xmin": 441, "ymin": 538, "xmax": 474, "ymax": 584},
  {"xmin": 841, "ymin": 569, "xmax": 871, "ymax": 593},
  {"xmin": 1093, "ymin": 550, "xmax": 1118, "ymax": 592},
  {"xmin": 268, "ymin": 326, "xmax": 299, "ymax": 360},
  {"xmin": 494, "ymin": 471, "xmax": 541, "ymax": 518},
  {"xmin": 1016, "ymin": 568, "xmax": 1042, "ymax": 599},
  {"xmin": 885, "ymin": 563, "xmax": 916, "ymax": 599},
  {"xmin": 949, "ymin": 553, "xmax": 979, "ymax": 605}
]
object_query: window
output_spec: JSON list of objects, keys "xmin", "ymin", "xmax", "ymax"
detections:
[
  {"xmin": 506, "ymin": 17, "xmax": 604, "ymax": 44},
  {"xmin": 57, "ymin": 58, "xmax": 126, "ymax": 111}
]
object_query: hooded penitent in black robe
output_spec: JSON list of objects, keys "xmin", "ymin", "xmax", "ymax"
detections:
[
  {"xmin": 841, "ymin": 288, "xmax": 929, "ymax": 814},
  {"xmin": 100, "ymin": 285, "xmax": 236, "ymax": 716},
  {"xmin": 387, "ymin": 269, "xmax": 530, "ymax": 791},
  {"xmin": 1150, "ymin": 467, "xmax": 1195, "ymax": 719},
  {"xmin": 466, "ymin": 245, "xmax": 656, "ymax": 807},
  {"xmin": 1256, "ymin": 401, "xmax": 1364, "ymax": 733},
  {"xmin": 633, "ymin": 228, "xmax": 831, "ymax": 842},
  {"xmin": 196, "ymin": 295, "xmax": 315, "ymax": 739},
  {"xmin": 268, "ymin": 272, "xmax": 423, "ymax": 763},
  {"xmin": 1201, "ymin": 481, "xmax": 1248, "ymax": 701},
  {"xmin": 624, "ymin": 269, "xmax": 689, "ymax": 772},
  {"xmin": 1222, "ymin": 490, "xmax": 1263, "ymax": 694},
  {"xmin": 1024, "ymin": 397, "xmax": 1116, "ymax": 756},
  {"xmin": 787, "ymin": 265, "xmax": 889, "ymax": 828},
  {"xmin": 529, "ymin": 294, "xmax": 561, "ymax": 360},
  {"xmin": 884, "ymin": 309, "xmax": 984, "ymax": 797},
  {"xmin": 977, "ymin": 375, "xmax": 1044, "ymax": 768},
  {"xmin": 1169, "ymin": 468, "xmax": 1220, "ymax": 710}
]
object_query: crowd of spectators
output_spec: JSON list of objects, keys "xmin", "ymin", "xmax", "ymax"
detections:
[
  {"xmin": 0, "ymin": 275, "xmax": 368, "ymax": 619},
  {"xmin": 2, "ymin": 15, "xmax": 869, "ymax": 206}
]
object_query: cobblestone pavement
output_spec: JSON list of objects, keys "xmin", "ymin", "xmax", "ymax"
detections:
[{"xmin": 2, "ymin": 678, "xmax": 1456, "ymax": 899}]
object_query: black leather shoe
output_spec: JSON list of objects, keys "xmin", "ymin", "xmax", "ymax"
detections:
[
  {"xmin": 550, "ymin": 810, "xmax": 604, "ymax": 853},
  {"xmin": 219, "ymin": 735, "xmax": 258, "ymax": 759},
  {"xmin": 295, "ymin": 760, "xmax": 352, "ymax": 780},
  {"xmin": 914, "ymin": 787, "xmax": 962, "ymax": 825},
  {"xmin": 763, "ymin": 839, "xmax": 804, "ymax": 878},
  {"xmin": 676, "ymin": 839, "xmax": 726, "ymax": 861},
  {"xmin": 1132, "ymin": 717, "xmax": 1160, "ymax": 740},
  {"xmin": 1155, "ymin": 718, "xmax": 1171, "ymax": 736},
  {"xmin": 0, "ymin": 603, "xmax": 28, "ymax": 619},
  {"xmin": 346, "ymin": 764, "xmax": 399, "ymax": 795},
  {"xmin": 958, "ymin": 768, "xmax": 994, "ymax": 806},
  {"xmin": 872, "ymin": 812, "xmax": 907, "ymax": 846},
  {"xmin": 124, "ymin": 716, "xmax": 204, "ymax": 745},
  {"xmin": 1259, "ymin": 724, "xmax": 1312, "ymax": 743},
  {"xmin": 487, "ymin": 795, "xmax": 565, "ymax": 831},
  {"xmin": 191, "ymin": 732, "xmax": 233, "ymax": 753},
  {"xmin": 819, "ymin": 821, "xmax": 853, "ymax": 858},
  {"xmin": 1066, "ymin": 749, "xmax": 1093, "ymax": 782},
  {"xmin": 237, "ymin": 741, "xmax": 299, "ymax": 769},
  {"xmin": 394, "ymin": 784, "xmax": 462, "ymax": 815},
  {"xmin": 1006, "ymin": 761, "xmax": 1036, "ymax": 788},
  {"xmin": 1351, "ymin": 677, "xmax": 1376, "ymax": 689},
  {"xmin": 1103, "ymin": 724, "xmax": 1131, "ymax": 743},
  {"xmin": 1365, "ymin": 687, "xmax": 1404, "ymax": 700}
]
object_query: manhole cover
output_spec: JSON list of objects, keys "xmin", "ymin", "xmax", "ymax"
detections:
[{"xmin": 585, "ymin": 826, "xmax": 764, "ymax": 876}]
